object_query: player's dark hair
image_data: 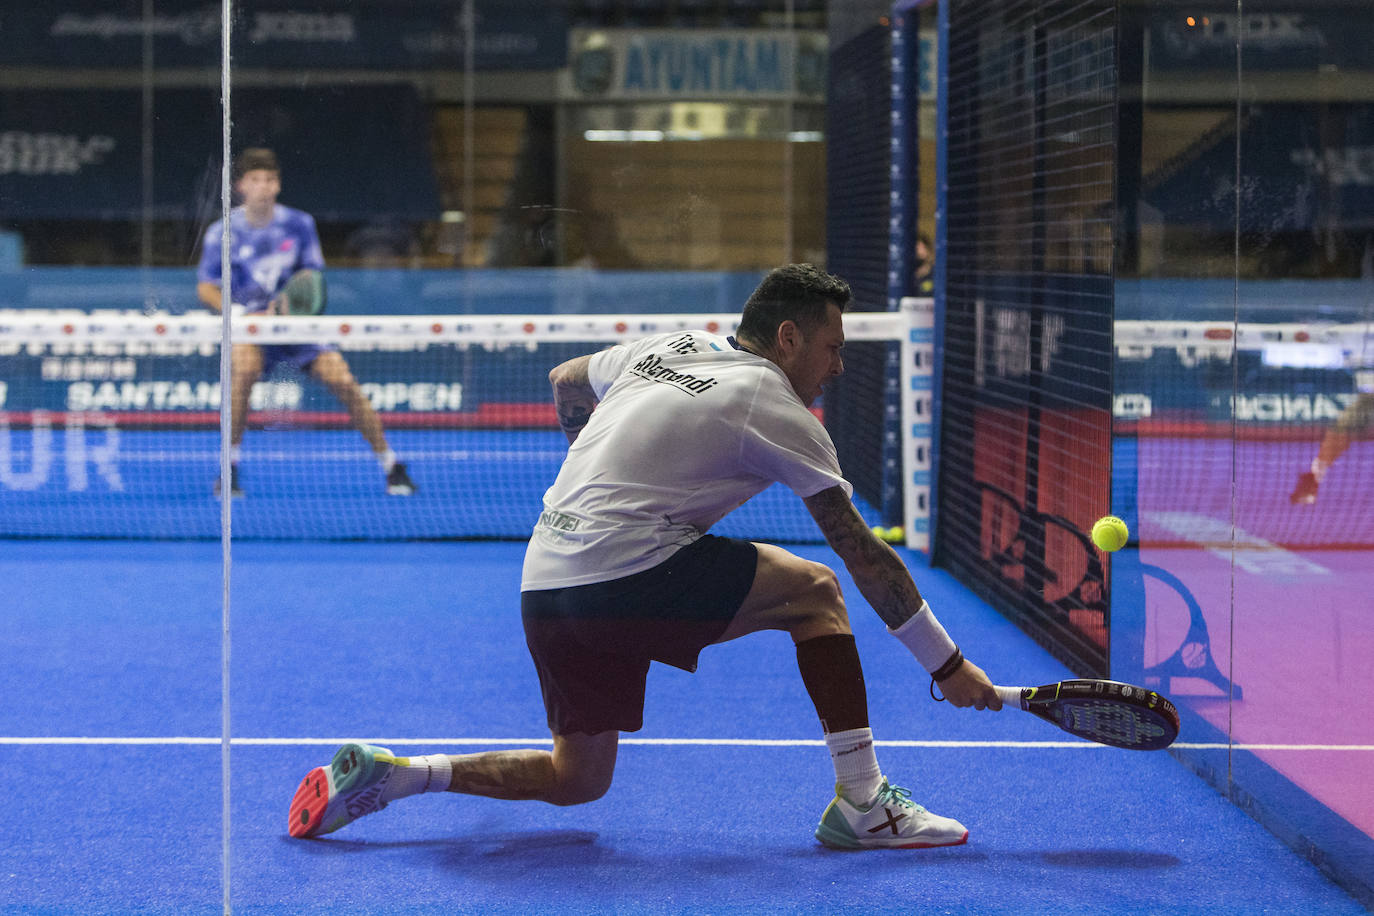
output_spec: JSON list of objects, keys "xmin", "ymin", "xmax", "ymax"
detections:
[
  {"xmin": 233, "ymin": 147, "xmax": 280, "ymax": 179},
  {"xmin": 737, "ymin": 263, "xmax": 851, "ymax": 345}
]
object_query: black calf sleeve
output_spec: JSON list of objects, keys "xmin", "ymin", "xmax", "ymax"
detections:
[{"xmin": 795, "ymin": 633, "xmax": 870, "ymax": 734}]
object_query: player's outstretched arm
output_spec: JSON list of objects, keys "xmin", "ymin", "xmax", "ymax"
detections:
[
  {"xmin": 548, "ymin": 354, "xmax": 598, "ymax": 444},
  {"xmin": 802, "ymin": 485, "xmax": 1000, "ymax": 710}
]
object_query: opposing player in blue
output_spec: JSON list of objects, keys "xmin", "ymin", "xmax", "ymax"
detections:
[
  {"xmin": 288, "ymin": 264, "xmax": 1001, "ymax": 850},
  {"xmin": 197, "ymin": 148, "xmax": 415, "ymax": 498}
]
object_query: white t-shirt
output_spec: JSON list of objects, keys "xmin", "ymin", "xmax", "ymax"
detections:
[{"xmin": 520, "ymin": 330, "xmax": 852, "ymax": 590}]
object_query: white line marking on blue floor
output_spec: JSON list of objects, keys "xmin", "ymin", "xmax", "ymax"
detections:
[
  {"xmin": 0, "ymin": 737, "xmax": 1370, "ymax": 751},
  {"xmin": 108, "ymin": 450, "xmax": 564, "ymax": 462}
]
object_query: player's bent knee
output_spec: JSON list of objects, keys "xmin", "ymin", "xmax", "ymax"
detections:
[
  {"xmin": 809, "ymin": 561, "xmax": 843, "ymax": 604},
  {"xmin": 763, "ymin": 563, "xmax": 850, "ymax": 645},
  {"xmin": 545, "ymin": 757, "xmax": 615, "ymax": 805},
  {"xmin": 727, "ymin": 548, "xmax": 850, "ymax": 643},
  {"xmin": 549, "ymin": 771, "xmax": 613, "ymax": 806},
  {"xmin": 547, "ymin": 730, "xmax": 618, "ymax": 805},
  {"xmin": 797, "ymin": 562, "xmax": 848, "ymax": 634}
]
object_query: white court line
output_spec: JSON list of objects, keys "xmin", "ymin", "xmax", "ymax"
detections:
[
  {"xmin": 1144, "ymin": 510, "xmax": 1332, "ymax": 576},
  {"xmin": 0, "ymin": 737, "xmax": 1370, "ymax": 751},
  {"xmin": 105, "ymin": 450, "xmax": 565, "ymax": 463}
]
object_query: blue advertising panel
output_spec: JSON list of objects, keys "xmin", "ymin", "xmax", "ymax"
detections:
[
  {"xmin": 0, "ymin": 1, "xmax": 566, "ymax": 71},
  {"xmin": 0, "ymin": 87, "xmax": 439, "ymax": 221},
  {"xmin": 0, "ymin": 89, "xmax": 209, "ymax": 221},
  {"xmin": 0, "ymin": 333, "xmax": 567, "ymax": 421}
]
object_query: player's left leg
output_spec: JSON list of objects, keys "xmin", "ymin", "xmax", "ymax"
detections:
[
  {"xmin": 213, "ymin": 343, "xmax": 263, "ymax": 497},
  {"xmin": 288, "ymin": 731, "xmax": 619, "ymax": 839},
  {"xmin": 446, "ymin": 730, "xmax": 619, "ymax": 806},
  {"xmin": 308, "ymin": 350, "xmax": 415, "ymax": 494}
]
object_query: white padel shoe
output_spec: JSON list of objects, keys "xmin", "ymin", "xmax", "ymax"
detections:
[{"xmin": 814, "ymin": 779, "xmax": 968, "ymax": 849}]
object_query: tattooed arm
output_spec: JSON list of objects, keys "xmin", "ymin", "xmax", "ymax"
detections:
[
  {"xmin": 803, "ymin": 485, "xmax": 922, "ymax": 630},
  {"xmin": 548, "ymin": 354, "xmax": 598, "ymax": 444},
  {"xmin": 802, "ymin": 485, "xmax": 997, "ymax": 708}
]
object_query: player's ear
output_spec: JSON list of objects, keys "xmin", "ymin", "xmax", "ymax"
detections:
[{"xmin": 775, "ymin": 319, "xmax": 802, "ymax": 356}]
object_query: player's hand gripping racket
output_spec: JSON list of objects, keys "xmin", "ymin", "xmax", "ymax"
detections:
[{"xmin": 994, "ymin": 679, "xmax": 1180, "ymax": 750}]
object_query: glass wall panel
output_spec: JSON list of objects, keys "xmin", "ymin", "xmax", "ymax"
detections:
[
  {"xmin": 1234, "ymin": 0, "xmax": 1374, "ymax": 892},
  {"xmin": 216, "ymin": 1, "xmax": 820, "ymax": 909},
  {"xmin": 0, "ymin": 1, "xmax": 224, "ymax": 910},
  {"xmin": 1116, "ymin": 0, "xmax": 1374, "ymax": 900}
]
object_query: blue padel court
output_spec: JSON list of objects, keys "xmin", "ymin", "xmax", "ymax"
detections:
[
  {"xmin": 3, "ymin": 538, "xmax": 1364, "ymax": 915},
  {"xmin": 4, "ymin": 0, "xmax": 1374, "ymax": 909}
]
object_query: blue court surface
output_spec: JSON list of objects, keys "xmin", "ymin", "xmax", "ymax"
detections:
[{"xmin": 1, "ymin": 539, "xmax": 1365, "ymax": 915}]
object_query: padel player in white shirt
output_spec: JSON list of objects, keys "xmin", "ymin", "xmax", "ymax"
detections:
[
  {"xmin": 288, "ymin": 264, "xmax": 1000, "ymax": 850},
  {"xmin": 522, "ymin": 327, "xmax": 849, "ymax": 589}
]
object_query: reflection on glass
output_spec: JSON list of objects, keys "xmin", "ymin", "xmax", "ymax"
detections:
[{"xmin": 1116, "ymin": 0, "xmax": 1374, "ymax": 896}]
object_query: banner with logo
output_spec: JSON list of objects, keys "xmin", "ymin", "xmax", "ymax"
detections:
[{"xmin": 567, "ymin": 29, "xmax": 827, "ymax": 101}]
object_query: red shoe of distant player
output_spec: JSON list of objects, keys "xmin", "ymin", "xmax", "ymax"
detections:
[{"xmin": 1289, "ymin": 471, "xmax": 1319, "ymax": 505}]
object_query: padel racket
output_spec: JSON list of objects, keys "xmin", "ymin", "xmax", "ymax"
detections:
[
  {"xmin": 995, "ymin": 679, "xmax": 1179, "ymax": 750},
  {"xmin": 282, "ymin": 268, "xmax": 326, "ymax": 315}
]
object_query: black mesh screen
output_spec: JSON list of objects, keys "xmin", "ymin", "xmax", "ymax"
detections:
[
  {"xmin": 825, "ymin": 22, "xmax": 897, "ymax": 520},
  {"xmin": 937, "ymin": 0, "xmax": 1117, "ymax": 676}
]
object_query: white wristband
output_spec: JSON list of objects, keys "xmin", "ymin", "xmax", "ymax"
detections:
[{"xmin": 888, "ymin": 601, "xmax": 959, "ymax": 674}]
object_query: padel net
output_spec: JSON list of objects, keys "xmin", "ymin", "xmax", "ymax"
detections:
[{"xmin": 0, "ymin": 307, "xmax": 932, "ymax": 543}]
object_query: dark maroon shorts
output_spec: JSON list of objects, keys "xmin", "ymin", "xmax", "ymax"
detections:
[{"xmin": 521, "ymin": 535, "xmax": 758, "ymax": 736}]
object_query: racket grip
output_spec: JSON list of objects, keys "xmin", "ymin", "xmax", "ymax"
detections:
[{"xmin": 994, "ymin": 685, "xmax": 1024, "ymax": 708}]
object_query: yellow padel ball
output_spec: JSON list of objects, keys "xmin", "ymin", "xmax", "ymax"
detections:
[{"xmin": 1091, "ymin": 516, "xmax": 1129, "ymax": 552}]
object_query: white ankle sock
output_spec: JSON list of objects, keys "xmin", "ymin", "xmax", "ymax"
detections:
[
  {"xmin": 825, "ymin": 727, "xmax": 884, "ymax": 807},
  {"xmin": 380, "ymin": 449, "xmax": 398, "ymax": 473},
  {"xmin": 379, "ymin": 753, "xmax": 452, "ymax": 803}
]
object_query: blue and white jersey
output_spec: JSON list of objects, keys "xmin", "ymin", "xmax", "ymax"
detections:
[
  {"xmin": 198, "ymin": 205, "xmax": 324, "ymax": 313},
  {"xmin": 521, "ymin": 330, "xmax": 851, "ymax": 591}
]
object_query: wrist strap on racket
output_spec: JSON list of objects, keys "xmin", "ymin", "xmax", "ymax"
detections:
[
  {"xmin": 932, "ymin": 647, "xmax": 964, "ymax": 680},
  {"xmin": 927, "ymin": 648, "xmax": 965, "ymax": 702}
]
